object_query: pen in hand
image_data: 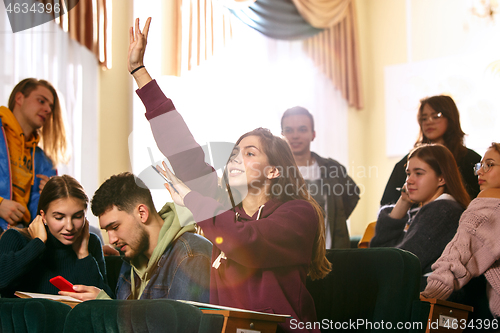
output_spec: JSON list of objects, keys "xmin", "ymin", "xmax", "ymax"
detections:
[
  {"xmin": 148, "ymin": 147, "xmax": 179, "ymax": 194},
  {"xmin": 151, "ymin": 165, "xmax": 180, "ymax": 194}
]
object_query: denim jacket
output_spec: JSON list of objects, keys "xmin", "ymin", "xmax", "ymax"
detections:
[{"xmin": 116, "ymin": 232, "xmax": 212, "ymax": 301}]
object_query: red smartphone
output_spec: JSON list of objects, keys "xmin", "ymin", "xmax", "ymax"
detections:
[{"xmin": 49, "ymin": 276, "xmax": 74, "ymax": 292}]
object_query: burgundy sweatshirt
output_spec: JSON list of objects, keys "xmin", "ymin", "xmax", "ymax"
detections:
[{"xmin": 137, "ymin": 80, "xmax": 320, "ymax": 332}]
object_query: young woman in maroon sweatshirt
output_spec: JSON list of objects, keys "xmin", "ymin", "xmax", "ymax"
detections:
[{"xmin": 128, "ymin": 18, "xmax": 331, "ymax": 333}]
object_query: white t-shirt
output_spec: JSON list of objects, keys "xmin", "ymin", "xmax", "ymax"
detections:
[{"xmin": 298, "ymin": 161, "xmax": 332, "ymax": 248}]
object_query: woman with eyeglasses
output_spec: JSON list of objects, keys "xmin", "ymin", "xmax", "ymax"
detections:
[
  {"xmin": 370, "ymin": 144, "xmax": 470, "ymax": 290},
  {"xmin": 422, "ymin": 143, "xmax": 500, "ymax": 321},
  {"xmin": 380, "ymin": 95, "xmax": 481, "ymax": 206}
]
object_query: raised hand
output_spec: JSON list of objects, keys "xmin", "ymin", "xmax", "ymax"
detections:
[
  {"xmin": 0, "ymin": 199, "xmax": 26, "ymax": 225},
  {"xmin": 128, "ymin": 17, "xmax": 151, "ymax": 73},
  {"xmin": 72, "ymin": 218, "xmax": 90, "ymax": 259},
  {"xmin": 156, "ymin": 161, "xmax": 192, "ymax": 207},
  {"xmin": 28, "ymin": 215, "xmax": 47, "ymax": 243}
]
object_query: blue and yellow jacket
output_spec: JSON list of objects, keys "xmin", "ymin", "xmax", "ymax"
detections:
[{"xmin": 0, "ymin": 106, "xmax": 56, "ymax": 230}]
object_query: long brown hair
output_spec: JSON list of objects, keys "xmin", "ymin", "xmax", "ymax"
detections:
[
  {"xmin": 408, "ymin": 144, "xmax": 470, "ymax": 209},
  {"xmin": 8, "ymin": 78, "xmax": 69, "ymax": 166},
  {"xmin": 37, "ymin": 175, "xmax": 88, "ymax": 214},
  {"xmin": 224, "ymin": 128, "xmax": 331, "ymax": 280},
  {"xmin": 416, "ymin": 95, "xmax": 467, "ymax": 163},
  {"xmin": 3, "ymin": 175, "xmax": 88, "ymax": 240}
]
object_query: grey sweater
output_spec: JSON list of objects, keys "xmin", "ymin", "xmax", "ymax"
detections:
[{"xmin": 371, "ymin": 196, "xmax": 464, "ymax": 290}]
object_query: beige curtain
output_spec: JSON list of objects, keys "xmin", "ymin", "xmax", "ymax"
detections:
[
  {"xmin": 291, "ymin": 0, "xmax": 351, "ymax": 28},
  {"xmin": 176, "ymin": 0, "xmax": 362, "ymax": 109},
  {"xmin": 177, "ymin": 0, "xmax": 233, "ymax": 75},
  {"xmin": 301, "ymin": 0, "xmax": 363, "ymax": 109},
  {"xmin": 217, "ymin": 0, "xmax": 256, "ymax": 10},
  {"xmin": 39, "ymin": 0, "xmax": 108, "ymax": 68},
  {"xmin": 292, "ymin": 0, "xmax": 362, "ymax": 109}
]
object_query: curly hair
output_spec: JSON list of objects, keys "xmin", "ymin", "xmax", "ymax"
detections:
[{"xmin": 91, "ymin": 172, "xmax": 156, "ymax": 217}]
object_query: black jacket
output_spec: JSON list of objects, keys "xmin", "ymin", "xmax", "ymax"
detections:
[
  {"xmin": 311, "ymin": 152, "xmax": 360, "ymax": 249},
  {"xmin": 380, "ymin": 148, "xmax": 481, "ymax": 206}
]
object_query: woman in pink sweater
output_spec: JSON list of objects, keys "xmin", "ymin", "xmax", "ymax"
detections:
[{"xmin": 421, "ymin": 142, "xmax": 500, "ymax": 318}]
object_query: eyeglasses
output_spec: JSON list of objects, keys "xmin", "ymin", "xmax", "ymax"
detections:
[
  {"xmin": 474, "ymin": 161, "xmax": 499, "ymax": 175},
  {"xmin": 419, "ymin": 112, "xmax": 444, "ymax": 123}
]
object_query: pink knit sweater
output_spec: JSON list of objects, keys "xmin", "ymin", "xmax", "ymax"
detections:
[{"xmin": 421, "ymin": 197, "xmax": 500, "ymax": 317}]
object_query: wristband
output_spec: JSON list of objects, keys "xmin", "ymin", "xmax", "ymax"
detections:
[{"xmin": 130, "ymin": 65, "xmax": 145, "ymax": 75}]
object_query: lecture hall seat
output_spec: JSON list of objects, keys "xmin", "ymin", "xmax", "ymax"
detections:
[
  {"xmin": 306, "ymin": 248, "xmax": 429, "ymax": 333},
  {"xmin": 62, "ymin": 299, "xmax": 224, "ymax": 333},
  {"xmin": 0, "ymin": 297, "xmax": 72, "ymax": 333}
]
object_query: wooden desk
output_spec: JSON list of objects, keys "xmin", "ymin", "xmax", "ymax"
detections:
[
  {"xmin": 421, "ymin": 297, "xmax": 474, "ymax": 333},
  {"xmin": 201, "ymin": 309, "xmax": 287, "ymax": 333}
]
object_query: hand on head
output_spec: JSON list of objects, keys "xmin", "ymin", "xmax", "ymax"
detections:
[
  {"xmin": 400, "ymin": 183, "xmax": 414, "ymax": 204},
  {"xmin": 128, "ymin": 17, "xmax": 151, "ymax": 73},
  {"xmin": 0, "ymin": 199, "xmax": 26, "ymax": 226},
  {"xmin": 388, "ymin": 183, "xmax": 415, "ymax": 219},
  {"xmin": 28, "ymin": 215, "xmax": 48, "ymax": 243},
  {"xmin": 71, "ymin": 218, "xmax": 90, "ymax": 259}
]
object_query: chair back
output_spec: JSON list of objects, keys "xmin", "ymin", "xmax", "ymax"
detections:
[
  {"xmin": 0, "ymin": 298, "xmax": 71, "ymax": 333},
  {"xmin": 307, "ymin": 248, "xmax": 425, "ymax": 332},
  {"xmin": 358, "ymin": 221, "xmax": 376, "ymax": 248},
  {"xmin": 104, "ymin": 255, "xmax": 123, "ymax": 294},
  {"xmin": 62, "ymin": 299, "xmax": 224, "ymax": 333}
]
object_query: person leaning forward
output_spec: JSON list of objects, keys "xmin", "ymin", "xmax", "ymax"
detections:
[{"xmin": 58, "ymin": 172, "xmax": 212, "ymax": 302}]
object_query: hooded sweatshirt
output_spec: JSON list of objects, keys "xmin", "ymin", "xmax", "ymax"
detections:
[
  {"xmin": 129, "ymin": 202, "xmax": 196, "ymax": 299},
  {"xmin": 137, "ymin": 80, "xmax": 320, "ymax": 333},
  {"xmin": 98, "ymin": 202, "xmax": 211, "ymax": 301},
  {"xmin": 0, "ymin": 106, "xmax": 39, "ymax": 224}
]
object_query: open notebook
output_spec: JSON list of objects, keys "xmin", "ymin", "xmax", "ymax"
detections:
[
  {"xmin": 177, "ymin": 300, "xmax": 291, "ymax": 318},
  {"xmin": 15, "ymin": 291, "xmax": 82, "ymax": 308}
]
